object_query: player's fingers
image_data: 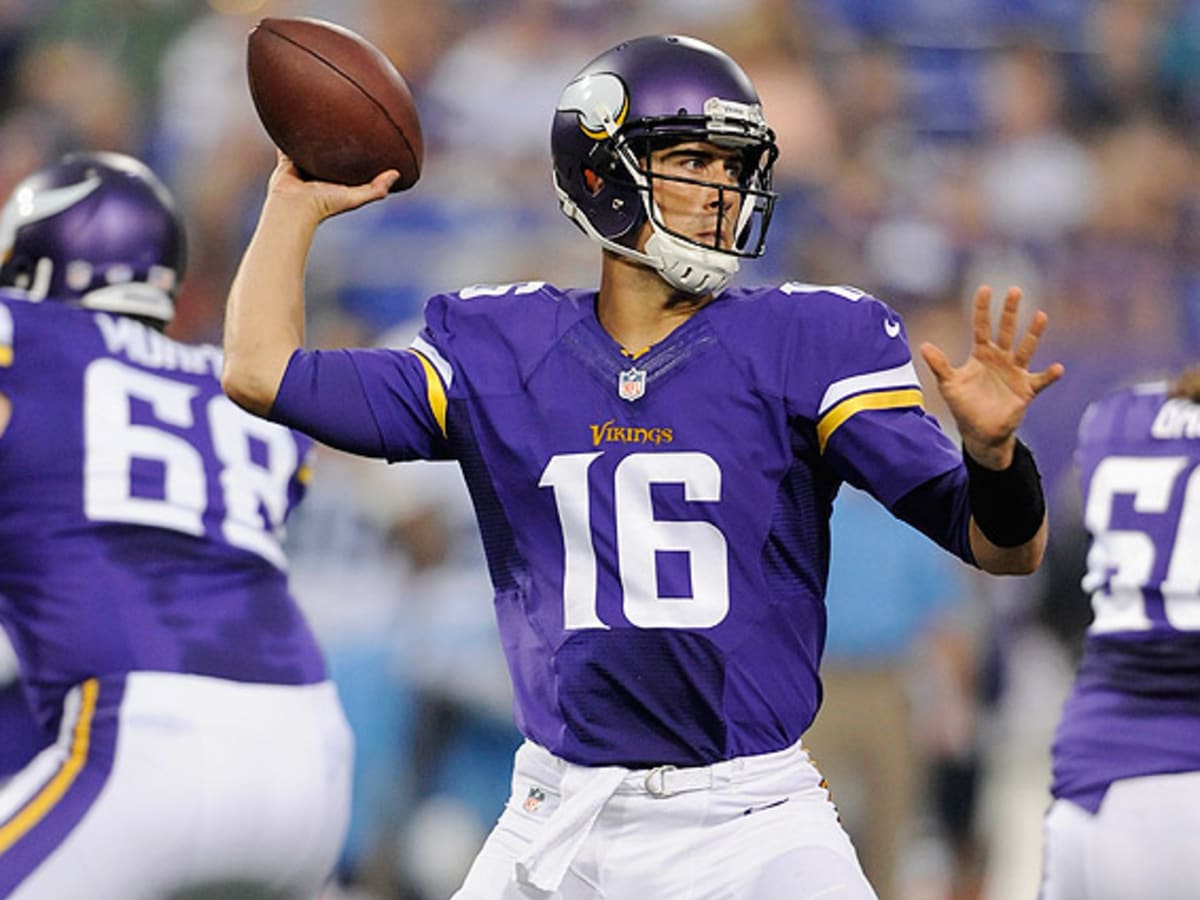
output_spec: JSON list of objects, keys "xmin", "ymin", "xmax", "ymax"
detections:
[
  {"xmin": 274, "ymin": 150, "xmax": 303, "ymax": 176},
  {"xmin": 267, "ymin": 153, "xmax": 305, "ymax": 194},
  {"xmin": 1013, "ymin": 309, "xmax": 1049, "ymax": 369},
  {"xmin": 972, "ymin": 285, "xmax": 993, "ymax": 347},
  {"xmin": 346, "ymin": 169, "xmax": 396, "ymax": 197},
  {"xmin": 342, "ymin": 184, "xmax": 386, "ymax": 209},
  {"xmin": 920, "ymin": 341, "xmax": 953, "ymax": 383},
  {"xmin": 996, "ymin": 285, "xmax": 1022, "ymax": 351},
  {"xmin": 1030, "ymin": 361, "xmax": 1066, "ymax": 395},
  {"xmin": 372, "ymin": 169, "xmax": 400, "ymax": 192}
]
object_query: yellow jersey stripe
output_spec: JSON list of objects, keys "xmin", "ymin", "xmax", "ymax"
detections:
[
  {"xmin": 0, "ymin": 303, "xmax": 12, "ymax": 362},
  {"xmin": 818, "ymin": 360, "xmax": 919, "ymax": 417},
  {"xmin": 409, "ymin": 348, "xmax": 448, "ymax": 437},
  {"xmin": 0, "ymin": 678, "xmax": 99, "ymax": 853},
  {"xmin": 817, "ymin": 388, "xmax": 925, "ymax": 453}
]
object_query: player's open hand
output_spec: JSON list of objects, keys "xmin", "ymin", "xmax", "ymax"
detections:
[
  {"xmin": 266, "ymin": 150, "xmax": 398, "ymax": 223},
  {"xmin": 919, "ymin": 285, "xmax": 1064, "ymax": 469}
]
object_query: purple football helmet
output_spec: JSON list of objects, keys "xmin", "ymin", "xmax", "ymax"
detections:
[
  {"xmin": 552, "ymin": 35, "xmax": 778, "ymax": 294},
  {"xmin": 0, "ymin": 151, "xmax": 185, "ymax": 325}
]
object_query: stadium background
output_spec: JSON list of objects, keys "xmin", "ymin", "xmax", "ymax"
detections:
[{"xmin": 0, "ymin": 1, "xmax": 1195, "ymax": 897}]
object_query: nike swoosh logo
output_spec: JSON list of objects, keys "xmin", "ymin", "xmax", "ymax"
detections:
[
  {"xmin": 0, "ymin": 175, "xmax": 103, "ymax": 256},
  {"xmin": 743, "ymin": 798, "xmax": 790, "ymax": 816},
  {"xmin": 884, "ymin": 318, "xmax": 901, "ymax": 338}
]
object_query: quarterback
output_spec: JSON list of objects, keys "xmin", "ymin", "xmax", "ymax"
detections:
[{"xmin": 224, "ymin": 35, "xmax": 1062, "ymax": 900}]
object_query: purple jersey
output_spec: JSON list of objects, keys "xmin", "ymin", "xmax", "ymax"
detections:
[
  {"xmin": 0, "ymin": 295, "xmax": 325, "ymax": 732},
  {"xmin": 1051, "ymin": 382, "xmax": 1200, "ymax": 812},
  {"xmin": 273, "ymin": 281, "xmax": 968, "ymax": 767}
]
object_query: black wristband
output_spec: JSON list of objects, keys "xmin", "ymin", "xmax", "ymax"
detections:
[{"xmin": 963, "ymin": 439, "xmax": 1045, "ymax": 548}]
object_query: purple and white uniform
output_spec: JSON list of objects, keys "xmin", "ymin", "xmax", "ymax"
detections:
[
  {"xmin": 273, "ymin": 280, "xmax": 975, "ymax": 770},
  {"xmin": 1050, "ymin": 381, "xmax": 1200, "ymax": 812},
  {"xmin": 0, "ymin": 296, "xmax": 351, "ymax": 899},
  {"xmin": 1040, "ymin": 381, "xmax": 1200, "ymax": 900}
]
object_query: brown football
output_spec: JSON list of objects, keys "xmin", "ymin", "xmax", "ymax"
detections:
[{"xmin": 246, "ymin": 16, "xmax": 422, "ymax": 191}]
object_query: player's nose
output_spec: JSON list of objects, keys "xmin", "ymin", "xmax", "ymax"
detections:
[{"xmin": 706, "ymin": 182, "xmax": 736, "ymax": 214}]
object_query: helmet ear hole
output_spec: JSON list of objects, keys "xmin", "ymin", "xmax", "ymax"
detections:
[
  {"xmin": 582, "ymin": 169, "xmax": 604, "ymax": 196},
  {"xmin": 587, "ymin": 143, "xmax": 622, "ymax": 177}
]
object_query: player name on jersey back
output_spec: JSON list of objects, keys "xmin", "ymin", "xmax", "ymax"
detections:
[{"xmin": 0, "ymin": 295, "xmax": 326, "ymax": 729}]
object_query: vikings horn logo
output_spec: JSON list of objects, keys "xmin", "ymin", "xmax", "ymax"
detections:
[
  {"xmin": 0, "ymin": 176, "xmax": 102, "ymax": 262},
  {"xmin": 557, "ymin": 72, "xmax": 629, "ymax": 140}
]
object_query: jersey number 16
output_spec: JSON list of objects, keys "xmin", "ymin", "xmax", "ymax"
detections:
[{"xmin": 540, "ymin": 450, "xmax": 731, "ymax": 630}]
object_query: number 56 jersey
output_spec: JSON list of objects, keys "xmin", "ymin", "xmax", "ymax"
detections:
[
  {"xmin": 1051, "ymin": 382, "xmax": 1200, "ymax": 812},
  {"xmin": 0, "ymin": 295, "xmax": 325, "ymax": 730},
  {"xmin": 273, "ymin": 281, "xmax": 969, "ymax": 768}
]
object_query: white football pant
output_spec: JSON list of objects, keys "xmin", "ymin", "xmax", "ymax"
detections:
[
  {"xmin": 0, "ymin": 672, "xmax": 353, "ymax": 899},
  {"xmin": 1041, "ymin": 770, "xmax": 1200, "ymax": 900},
  {"xmin": 453, "ymin": 738, "xmax": 878, "ymax": 900}
]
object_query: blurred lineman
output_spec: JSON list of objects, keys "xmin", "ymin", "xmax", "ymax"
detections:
[
  {"xmin": 0, "ymin": 152, "xmax": 352, "ymax": 899},
  {"xmin": 223, "ymin": 35, "xmax": 1062, "ymax": 900},
  {"xmin": 1041, "ymin": 369, "xmax": 1200, "ymax": 900}
]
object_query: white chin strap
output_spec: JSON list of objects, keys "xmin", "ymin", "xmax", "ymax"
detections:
[
  {"xmin": 643, "ymin": 231, "xmax": 739, "ymax": 295},
  {"xmin": 556, "ymin": 181, "xmax": 739, "ymax": 296}
]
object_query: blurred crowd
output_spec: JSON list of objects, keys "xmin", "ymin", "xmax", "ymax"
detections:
[{"xmin": 1, "ymin": 1, "xmax": 1196, "ymax": 898}]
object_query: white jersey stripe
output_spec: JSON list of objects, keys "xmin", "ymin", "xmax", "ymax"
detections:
[
  {"xmin": 409, "ymin": 334, "xmax": 453, "ymax": 389},
  {"xmin": 818, "ymin": 360, "xmax": 919, "ymax": 417}
]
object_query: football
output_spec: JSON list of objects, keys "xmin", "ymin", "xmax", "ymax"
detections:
[{"xmin": 246, "ymin": 16, "xmax": 423, "ymax": 191}]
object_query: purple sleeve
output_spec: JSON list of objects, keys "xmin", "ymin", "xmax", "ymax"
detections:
[
  {"xmin": 793, "ymin": 290, "xmax": 963, "ymax": 508},
  {"xmin": 269, "ymin": 347, "xmax": 446, "ymax": 461},
  {"xmin": 824, "ymin": 406, "xmax": 964, "ymax": 508},
  {"xmin": 890, "ymin": 464, "xmax": 977, "ymax": 567}
]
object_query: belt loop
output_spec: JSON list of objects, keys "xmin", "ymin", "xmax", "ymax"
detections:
[{"xmin": 644, "ymin": 764, "xmax": 677, "ymax": 798}]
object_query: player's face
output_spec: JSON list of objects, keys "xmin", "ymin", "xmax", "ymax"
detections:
[{"xmin": 643, "ymin": 141, "xmax": 745, "ymax": 251}]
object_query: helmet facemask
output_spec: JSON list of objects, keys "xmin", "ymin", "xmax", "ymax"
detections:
[{"xmin": 624, "ymin": 111, "xmax": 774, "ymax": 238}]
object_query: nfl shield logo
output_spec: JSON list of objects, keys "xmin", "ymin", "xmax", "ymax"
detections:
[
  {"xmin": 523, "ymin": 786, "xmax": 546, "ymax": 813},
  {"xmin": 618, "ymin": 366, "xmax": 646, "ymax": 402}
]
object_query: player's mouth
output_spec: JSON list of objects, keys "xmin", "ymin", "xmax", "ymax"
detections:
[{"xmin": 696, "ymin": 228, "xmax": 732, "ymax": 249}]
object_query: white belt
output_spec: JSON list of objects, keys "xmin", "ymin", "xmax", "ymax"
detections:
[{"xmin": 621, "ymin": 763, "xmax": 716, "ymax": 798}]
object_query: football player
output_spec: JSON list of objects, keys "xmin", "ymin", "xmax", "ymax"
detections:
[
  {"xmin": 223, "ymin": 35, "xmax": 1062, "ymax": 900},
  {"xmin": 0, "ymin": 152, "xmax": 352, "ymax": 899},
  {"xmin": 1040, "ymin": 368, "xmax": 1200, "ymax": 900}
]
